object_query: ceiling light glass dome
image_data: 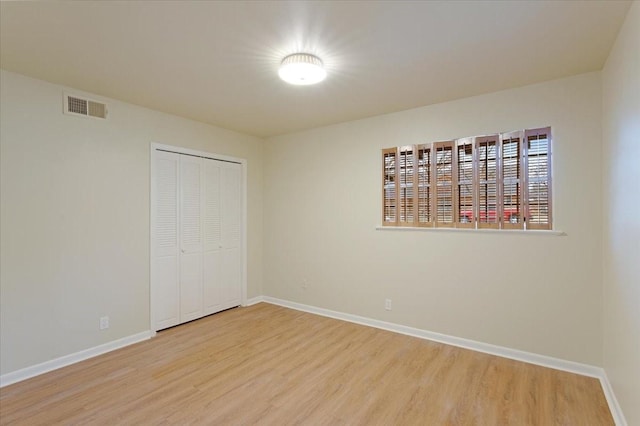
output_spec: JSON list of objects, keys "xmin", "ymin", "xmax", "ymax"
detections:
[{"xmin": 278, "ymin": 53, "xmax": 327, "ymax": 85}]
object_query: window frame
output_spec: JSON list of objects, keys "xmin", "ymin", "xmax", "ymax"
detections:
[
  {"xmin": 397, "ymin": 145, "xmax": 417, "ymax": 226},
  {"xmin": 416, "ymin": 144, "xmax": 434, "ymax": 227},
  {"xmin": 433, "ymin": 141, "xmax": 456, "ymax": 228},
  {"xmin": 500, "ymin": 131, "xmax": 525, "ymax": 230},
  {"xmin": 475, "ymin": 134, "xmax": 500, "ymax": 229},
  {"xmin": 382, "ymin": 147, "xmax": 398, "ymax": 226},
  {"xmin": 524, "ymin": 127, "xmax": 553, "ymax": 230},
  {"xmin": 455, "ymin": 138, "xmax": 475, "ymax": 229},
  {"xmin": 381, "ymin": 127, "xmax": 552, "ymax": 231}
]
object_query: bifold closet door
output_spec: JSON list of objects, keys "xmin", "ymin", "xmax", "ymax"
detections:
[
  {"xmin": 153, "ymin": 151, "xmax": 180, "ymax": 330},
  {"xmin": 153, "ymin": 148, "xmax": 242, "ymax": 331},
  {"xmin": 221, "ymin": 163, "xmax": 242, "ymax": 308},
  {"xmin": 179, "ymin": 155, "xmax": 204, "ymax": 323},
  {"xmin": 202, "ymin": 160, "xmax": 223, "ymax": 315},
  {"xmin": 202, "ymin": 161, "xmax": 242, "ymax": 313}
]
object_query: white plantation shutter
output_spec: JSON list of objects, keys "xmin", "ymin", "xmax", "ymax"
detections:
[
  {"xmin": 456, "ymin": 138, "xmax": 474, "ymax": 228},
  {"xmin": 382, "ymin": 148, "xmax": 397, "ymax": 225},
  {"xmin": 434, "ymin": 141, "xmax": 455, "ymax": 227},
  {"xmin": 501, "ymin": 131, "xmax": 524, "ymax": 229},
  {"xmin": 417, "ymin": 144, "xmax": 433, "ymax": 226},
  {"xmin": 525, "ymin": 127, "xmax": 552, "ymax": 230},
  {"xmin": 476, "ymin": 135, "xmax": 499, "ymax": 229}
]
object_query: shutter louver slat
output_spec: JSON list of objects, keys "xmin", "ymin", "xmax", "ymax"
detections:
[
  {"xmin": 501, "ymin": 132, "xmax": 523, "ymax": 229},
  {"xmin": 382, "ymin": 149, "xmax": 397, "ymax": 225},
  {"xmin": 417, "ymin": 145, "xmax": 432, "ymax": 226},
  {"xmin": 399, "ymin": 146, "xmax": 415, "ymax": 224},
  {"xmin": 456, "ymin": 139, "xmax": 474, "ymax": 227},
  {"xmin": 525, "ymin": 128, "xmax": 552, "ymax": 230},
  {"xmin": 435, "ymin": 142, "xmax": 455, "ymax": 227},
  {"xmin": 477, "ymin": 136, "xmax": 499, "ymax": 228}
]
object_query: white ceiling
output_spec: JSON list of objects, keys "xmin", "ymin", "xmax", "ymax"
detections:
[{"xmin": 0, "ymin": 1, "xmax": 632, "ymax": 138}]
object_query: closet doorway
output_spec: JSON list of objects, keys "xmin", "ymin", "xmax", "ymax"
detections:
[{"xmin": 150, "ymin": 144, "xmax": 246, "ymax": 332}]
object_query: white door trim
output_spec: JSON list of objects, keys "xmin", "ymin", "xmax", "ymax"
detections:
[{"xmin": 150, "ymin": 142, "xmax": 247, "ymax": 336}]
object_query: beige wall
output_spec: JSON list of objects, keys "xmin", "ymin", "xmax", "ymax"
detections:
[
  {"xmin": 264, "ymin": 72, "xmax": 604, "ymax": 365},
  {"xmin": 602, "ymin": 2, "xmax": 640, "ymax": 424},
  {"xmin": 0, "ymin": 70, "xmax": 264, "ymax": 375}
]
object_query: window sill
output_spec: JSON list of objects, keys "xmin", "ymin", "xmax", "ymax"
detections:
[{"xmin": 375, "ymin": 226, "xmax": 566, "ymax": 236}]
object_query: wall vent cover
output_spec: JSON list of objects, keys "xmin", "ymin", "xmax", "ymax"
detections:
[{"xmin": 64, "ymin": 93, "xmax": 108, "ymax": 119}]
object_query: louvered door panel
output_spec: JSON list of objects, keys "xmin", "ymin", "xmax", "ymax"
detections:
[
  {"xmin": 221, "ymin": 163, "xmax": 242, "ymax": 308},
  {"xmin": 222, "ymin": 164, "xmax": 241, "ymax": 250},
  {"xmin": 476, "ymin": 136, "xmax": 499, "ymax": 229},
  {"xmin": 179, "ymin": 156, "xmax": 203, "ymax": 323},
  {"xmin": 155, "ymin": 153, "xmax": 179, "ymax": 257},
  {"xmin": 203, "ymin": 161, "xmax": 222, "ymax": 251},
  {"xmin": 153, "ymin": 151, "xmax": 180, "ymax": 330},
  {"xmin": 203, "ymin": 160, "xmax": 222, "ymax": 315},
  {"xmin": 180, "ymin": 156, "xmax": 203, "ymax": 253},
  {"xmin": 180, "ymin": 251, "xmax": 203, "ymax": 322},
  {"xmin": 434, "ymin": 142, "xmax": 455, "ymax": 227},
  {"xmin": 525, "ymin": 127, "xmax": 552, "ymax": 230}
]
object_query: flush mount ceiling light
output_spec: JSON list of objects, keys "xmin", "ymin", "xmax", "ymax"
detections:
[{"xmin": 278, "ymin": 53, "xmax": 327, "ymax": 85}]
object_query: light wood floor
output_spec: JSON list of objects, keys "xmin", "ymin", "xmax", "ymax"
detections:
[{"xmin": 0, "ymin": 303, "xmax": 613, "ymax": 425}]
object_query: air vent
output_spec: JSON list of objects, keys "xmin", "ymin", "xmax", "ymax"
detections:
[{"xmin": 64, "ymin": 93, "xmax": 108, "ymax": 119}]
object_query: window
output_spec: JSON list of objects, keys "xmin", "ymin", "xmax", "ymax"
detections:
[{"xmin": 381, "ymin": 127, "xmax": 552, "ymax": 230}]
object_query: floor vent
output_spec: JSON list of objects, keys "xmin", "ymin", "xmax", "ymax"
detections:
[{"xmin": 64, "ymin": 93, "xmax": 108, "ymax": 119}]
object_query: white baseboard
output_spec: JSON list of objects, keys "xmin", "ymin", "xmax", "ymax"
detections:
[
  {"xmin": 0, "ymin": 330, "xmax": 152, "ymax": 388},
  {"xmin": 599, "ymin": 371, "xmax": 628, "ymax": 426},
  {"xmin": 261, "ymin": 296, "xmax": 627, "ymax": 426},
  {"xmin": 244, "ymin": 295, "xmax": 264, "ymax": 306}
]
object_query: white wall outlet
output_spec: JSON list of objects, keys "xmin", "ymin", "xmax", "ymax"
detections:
[
  {"xmin": 385, "ymin": 299, "xmax": 392, "ymax": 311},
  {"xmin": 301, "ymin": 279, "xmax": 308, "ymax": 290},
  {"xmin": 99, "ymin": 316, "xmax": 109, "ymax": 330}
]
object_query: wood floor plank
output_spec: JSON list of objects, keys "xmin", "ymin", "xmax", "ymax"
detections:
[{"xmin": 0, "ymin": 303, "xmax": 614, "ymax": 425}]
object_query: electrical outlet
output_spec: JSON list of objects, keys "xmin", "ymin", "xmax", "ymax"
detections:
[
  {"xmin": 301, "ymin": 279, "xmax": 308, "ymax": 290},
  {"xmin": 385, "ymin": 299, "xmax": 392, "ymax": 311},
  {"xmin": 99, "ymin": 316, "xmax": 109, "ymax": 330}
]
